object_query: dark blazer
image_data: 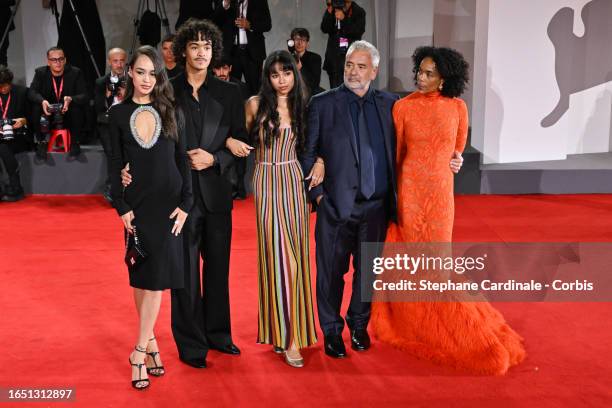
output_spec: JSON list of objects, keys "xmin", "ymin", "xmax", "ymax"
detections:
[
  {"xmin": 213, "ymin": 0, "xmax": 272, "ymax": 62},
  {"xmin": 320, "ymin": 1, "xmax": 366, "ymax": 72},
  {"xmin": 2, "ymin": 83, "xmax": 31, "ymax": 143},
  {"xmin": 2, "ymin": 83, "xmax": 29, "ymax": 120},
  {"xmin": 299, "ymin": 50, "xmax": 322, "ymax": 95},
  {"xmin": 171, "ymin": 72, "xmax": 248, "ymax": 213},
  {"xmin": 28, "ymin": 65, "xmax": 88, "ymax": 106},
  {"xmin": 301, "ymin": 85, "xmax": 398, "ymax": 222}
]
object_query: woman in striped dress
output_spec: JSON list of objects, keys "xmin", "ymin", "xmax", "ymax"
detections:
[{"xmin": 244, "ymin": 51, "xmax": 321, "ymax": 367}]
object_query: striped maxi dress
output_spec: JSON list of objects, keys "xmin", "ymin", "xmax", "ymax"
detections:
[{"xmin": 253, "ymin": 126, "xmax": 317, "ymax": 350}]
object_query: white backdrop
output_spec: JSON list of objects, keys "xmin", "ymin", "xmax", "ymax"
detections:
[{"xmin": 472, "ymin": 0, "xmax": 612, "ymax": 164}]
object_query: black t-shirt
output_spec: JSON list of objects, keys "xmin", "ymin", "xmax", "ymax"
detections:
[{"xmin": 166, "ymin": 65, "xmax": 183, "ymax": 80}]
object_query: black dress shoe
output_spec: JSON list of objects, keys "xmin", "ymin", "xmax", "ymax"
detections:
[
  {"xmin": 35, "ymin": 142, "xmax": 48, "ymax": 161},
  {"xmin": 69, "ymin": 142, "xmax": 81, "ymax": 158},
  {"xmin": 211, "ymin": 343, "xmax": 241, "ymax": 355},
  {"xmin": 350, "ymin": 329, "xmax": 371, "ymax": 351},
  {"xmin": 179, "ymin": 356, "xmax": 207, "ymax": 368},
  {"xmin": 324, "ymin": 334, "xmax": 347, "ymax": 358}
]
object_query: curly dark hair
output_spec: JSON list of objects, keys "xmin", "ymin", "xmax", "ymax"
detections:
[
  {"xmin": 253, "ymin": 50, "xmax": 309, "ymax": 153},
  {"xmin": 0, "ymin": 65, "xmax": 14, "ymax": 85},
  {"xmin": 172, "ymin": 18, "xmax": 223, "ymax": 67},
  {"xmin": 412, "ymin": 46, "xmax": 469, "ymax": 98},
  {"xmin": 125, "ymin": 46, "xmax": 178, "ymax": 141}
]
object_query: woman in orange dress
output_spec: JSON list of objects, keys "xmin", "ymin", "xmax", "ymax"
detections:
[{"xmin": 371, "ymin": 46, "xmax": 526, "ymax": 375}]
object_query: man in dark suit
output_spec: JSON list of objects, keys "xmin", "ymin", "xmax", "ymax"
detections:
[
  {"xmin": 290, "ymin": 27, "xmax": 323, "ymax": 96},
  {"xmin": 0, "ymin": 65, "xmax": 29, "ymax": 201},
  {"xmin": 124, "ymin": 19, "xmax": 247, "ymax": 368},
  {"xmin": 301, "ymin": 41, "xmax": 463, "ymax": 359},
  {"xmin": 301, "ymin": 40, "xmax": 397, "ymax": 359},
  {"xmin": 214, "ymin": 0, "xmax": 272, "ymax": 95},
  {"xmin": 171, "ymin": 19, "xmax": 248, "ymax": 367},
  {"xmin": 321, "ymin": 0, "xmax": 366, "ymax": 88},
  {"xmin": 94, "ymin": 47, "xmax": 127, "ymax": 202},
  {"xmin": 28, "ymin": 47, "xmax": 88, "ymax": 159}
]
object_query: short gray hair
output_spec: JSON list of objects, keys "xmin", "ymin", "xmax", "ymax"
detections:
[{"xmin": 346, "ymin": 40, "xmax": 380, "ymax": 68}]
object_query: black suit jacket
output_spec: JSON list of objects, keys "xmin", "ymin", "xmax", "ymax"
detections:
[
  {"xmin": 171, "ymin": 72, "xmax": 248, "ymax": 213},
  {"xmin": 320, "ymin": 1, "xmax": 366, "ymax": 72},
  {"xmin": 301, "ymin": 85, "xmax": 398, "ymax": 222},
  {"xmin": 299, "ymin": 50, "xmax": 322, "ymax": 95},
  {"xmin": 214, "ymin": 0, "xmax": 272, "ymax": 62},
  {"xmin": 1, "ymin": 84, "xmax": 31, "ymax": 143},
  {"xmin": 28, "ymin": 65, "xmax": 88, "ymax": 106},
  {"xmin": 2, "ymin": 84, "xmax": 29, "ymax": 120}
]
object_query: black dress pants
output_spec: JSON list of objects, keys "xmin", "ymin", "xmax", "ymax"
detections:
[
  {"xmin": 171, "ymin": 197, "xmax": 234, "ymax": 360},
  {"xmin": 231, "ymin": 47, "xmax": 262, "ymax": 96},
  {"xmin": 315, "ymin": 196, "xmax": 388, "ymax": 336}
]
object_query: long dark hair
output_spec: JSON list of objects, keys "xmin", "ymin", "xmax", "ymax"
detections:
[
  {"xmin": 253, "ymin": 50, "xmax": 309, "ymax": 152},
  {"xmin": 125, "ymin": 45, "xmax": 178, "ymax": 141}
]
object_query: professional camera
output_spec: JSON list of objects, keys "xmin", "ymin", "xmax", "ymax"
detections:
[
  {"xmin": 0, "ymin": 118, "xmax": 26, "ymax": 141},
  {"xmin": 46, "ymin": 102, "xmax": 65, "ymax": 129},
  {"xmin": 0, "ymin": 118, "xmax": 15, "ymax": 141},
  {"xmin": 287, "ymin": 39, "xmax": 299, "ymax": 62},
  {"xmin": 106, "ymin": 74, "xmax": 126, "ymax": 98},
  {"xmin": 330, "ymin": 0, "xmax": 344, "ymax": 10}
]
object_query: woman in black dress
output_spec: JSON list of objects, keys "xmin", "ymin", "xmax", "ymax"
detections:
[{"xmin": 109, "ymin": 46, "xmax": 192, "ymax": 390}]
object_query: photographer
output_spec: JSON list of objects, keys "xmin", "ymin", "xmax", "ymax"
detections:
[
  {"xmin": 161, "ymin": 35, "xmax": 183, "ymax": 79},
  {"xmin": 289, "ymin": 27, "xmax": 323, "ymax": 96},
  {"xmin": 0, "ymin": 65, "xmax": 29, "ymax": 201},
  {"xmin": 215, "ymin": 0, "xmax": 272, "ymax": 96},
  {"xmin": 94, "ymin": 47, "xmax": 127, "ymax": 202},
  {"xmin": 321, "ymin": 0, "xmax": 365, "ymax": 88},
  {"xmin": 28, "ymin": 46, "xmax": 88, "ymax": 160}
]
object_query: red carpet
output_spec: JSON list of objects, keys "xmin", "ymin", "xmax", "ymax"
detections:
[{"xmin": 1, "ymin": 194, "xmax": 611, "ymax": 407}]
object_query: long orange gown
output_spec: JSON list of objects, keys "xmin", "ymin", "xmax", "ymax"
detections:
[{"xmin": 371, "ymin": 91, "xmax": 526, "ymax": 375}]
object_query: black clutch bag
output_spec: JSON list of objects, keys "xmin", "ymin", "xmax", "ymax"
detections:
[{"xmin": 125, "ymin": 226, "xmax": 148, "ymax": 270}]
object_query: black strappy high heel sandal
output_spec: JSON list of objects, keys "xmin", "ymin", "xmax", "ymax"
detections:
[
  {"xmin": 146, "ymin": 337, "xmax": 165, "ymax": 376},
  {"xmin": 129, "ymin": 345, "xmax": 150, "ymax": 390}
]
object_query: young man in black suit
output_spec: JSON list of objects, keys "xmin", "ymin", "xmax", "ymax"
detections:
[
  {"xmin": 0, "ymin": 65, "xmax": 29, "ymax": 201},
  {"xmin": 28, "ymin": 47, "xmax": 88, "ymax": 159},
  {"xmin": 214, "ymin": 0, "xmax": 272, "ymax": 95},
  {"xmin": 123, "ymin": 18, "xmax": 247, "ymax": 368}
]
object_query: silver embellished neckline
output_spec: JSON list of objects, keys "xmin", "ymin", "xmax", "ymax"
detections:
[{"xmin": 130, "ymin": 105, "xmax": 161, "ymax": 149}]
